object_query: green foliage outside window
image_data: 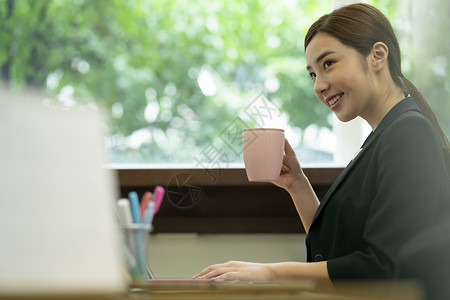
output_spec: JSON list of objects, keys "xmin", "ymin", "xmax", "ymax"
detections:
[{"xmin": 1, "ymin": 0, "xmax": 448, "ymax": 164}]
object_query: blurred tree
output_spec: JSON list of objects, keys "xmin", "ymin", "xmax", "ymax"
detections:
[
  {"xmin": 0, "ymin": 0, "xmax": 333, "ymax": 163},
  {"xmin": 3, "ymin": 0, "xmax": 447, "ymax": 165}
]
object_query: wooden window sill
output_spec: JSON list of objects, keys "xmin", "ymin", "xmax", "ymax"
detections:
[{"xmin": 114, "ymin": 167, "xmax": 343, "ymax": 234}]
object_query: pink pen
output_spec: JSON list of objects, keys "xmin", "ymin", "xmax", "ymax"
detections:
[
  {"xmin": 140, "ymin": 191, "xmax": 152, "ymax": 219},
  {"xmin": 152, "ymin": 186, "xmax": 165, "ymax": 214}
]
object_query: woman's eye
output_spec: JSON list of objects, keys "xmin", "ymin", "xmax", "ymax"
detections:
[
  {"xmin": 309, "ymin": 72, "xmax": 316, "ymax": 80},
  {"xmin": 324, "ymin": 60, "xmax": 334, "ymax": 69}
]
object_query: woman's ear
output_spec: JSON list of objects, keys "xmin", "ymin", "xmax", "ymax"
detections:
[{"xmin": 370, "ymin": 42, "xmax": 389, "ymax": 72}]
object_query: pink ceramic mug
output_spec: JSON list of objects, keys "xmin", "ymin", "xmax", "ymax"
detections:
[{"xmin": 242, "ymin": 128, "xmax": 285, "ymax": 182}]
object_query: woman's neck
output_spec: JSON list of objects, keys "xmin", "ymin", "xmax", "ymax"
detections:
[{"xmin": 365, "ymin": 77, "xmax": 406, "ymax": 131}]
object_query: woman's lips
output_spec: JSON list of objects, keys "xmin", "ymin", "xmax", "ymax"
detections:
[{"xmin": 326, "ymin": 93, "xmax": 344, "ymax": 110}]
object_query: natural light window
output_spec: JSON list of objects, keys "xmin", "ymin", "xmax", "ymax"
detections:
[{"xmin": 2, "ymin": 0, "xmax": 449, "ymax": 168}]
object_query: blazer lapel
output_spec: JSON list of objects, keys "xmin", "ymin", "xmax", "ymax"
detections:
[
  {"xmin": 311, "ymin": 141, "xmax": 369, "ymax": 223},
  {"xmin": 310, "ymin": 96, "xmax": 421, "ymax": 225}
]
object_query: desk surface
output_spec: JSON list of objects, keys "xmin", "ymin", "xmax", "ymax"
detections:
[{"xmin": 0, "ymin": 280, "xmax": 424, "ymax": 300}]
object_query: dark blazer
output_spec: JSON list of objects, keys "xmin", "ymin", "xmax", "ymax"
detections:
[{"xmin": 305, "ymin": 97, "xmax": 450, "ymax": 281}]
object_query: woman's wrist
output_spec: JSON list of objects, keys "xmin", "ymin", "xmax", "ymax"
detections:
[
  {"xmin": 264, "ymin": 263, "xmax": 276, "ymax": 281},
  {"xmin": 265, "ymin": 262, "xmax": 333, "ymax": 290},
  {"xmin": 286, "ymin": 172, "xmax": 310, "ymax": 197}
]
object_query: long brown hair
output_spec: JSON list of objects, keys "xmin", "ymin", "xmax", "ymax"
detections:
[{"xmin": 305, "ymin": 3, "xmax": 450, "ymax": 170}]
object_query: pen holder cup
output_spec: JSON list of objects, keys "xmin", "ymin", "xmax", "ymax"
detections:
[{"xmin": 122, "ymin": 224, "xmax": 154, "ymax": 282}]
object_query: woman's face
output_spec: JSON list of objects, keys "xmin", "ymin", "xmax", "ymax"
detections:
[{"xmin": 305, "ymin": 32, "xmax": 375, "ymax": 123}]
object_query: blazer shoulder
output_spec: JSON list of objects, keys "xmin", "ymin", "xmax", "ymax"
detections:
[
  {"xmin": 380, "ymin": 109, "xmax": 437, "ymax": 141},
  {"xmin": 375, "ymin": 97, "xmax": 425, "ymax": 134}
]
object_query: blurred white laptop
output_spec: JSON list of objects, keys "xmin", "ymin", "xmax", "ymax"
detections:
[{"xmin": 0, "ymin": 91, "xmax": 126, "ymax": 295}]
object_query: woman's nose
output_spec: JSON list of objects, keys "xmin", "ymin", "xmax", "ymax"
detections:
[{"xmin": 314, "ymin": 75, "xmax": 329, "ymax": 95}]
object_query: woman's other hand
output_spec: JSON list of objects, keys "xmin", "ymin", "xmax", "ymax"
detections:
[{"xmin": 192, "ymin": 261, "xmax": 271, "ymax": 281}]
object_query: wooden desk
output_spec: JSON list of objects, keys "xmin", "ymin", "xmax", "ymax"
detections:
[
  {"xmin": 0, "ymin": 280, "xmax": 423, "ymax": 300},
  {"xmin": 127, "ymin": 280, "xmax": 423, "ymax": 300}
]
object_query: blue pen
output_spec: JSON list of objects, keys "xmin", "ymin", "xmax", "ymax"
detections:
[
  {"xmin": 129, "ymin": 192, "xmax": 151, "ymax": 279},
  {"xmin": 128, "ymin": 191, "xmax": 141, "ymax": 224},
  {"xmin": 143, "ymin": 201, "xmax": 155, "ymax": 225}
]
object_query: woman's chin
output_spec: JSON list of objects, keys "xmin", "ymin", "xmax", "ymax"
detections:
[{"xmin": 334, "ymin": 113, "xmax": 356, "ymax": 123}]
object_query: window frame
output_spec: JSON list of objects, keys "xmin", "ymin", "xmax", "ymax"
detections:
[{"xmin": 115, "ymin": 167, "xmax": 343, "ymax": 233}]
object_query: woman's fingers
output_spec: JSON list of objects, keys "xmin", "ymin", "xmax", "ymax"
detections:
[
  {"xmin": 282, "ymin": 140, "xmax": 298, "ymax": 169},
  {"xmin": 281, "ymin": 164, "xmax": 290, "ymax": 172},
  {"xmin": 193, "ymin": 261, "xmax": 269, "ymax": 281},
  {"xmin": 196, "ymin": 268, "xmax": 224, "ymax": 280},
  {"xmin": 209, "ymin": 272, "xmax": 239, "ymax": 281},
  {"xmin": 284, "ymin": 139, "xmax": 296, "ymax": 157},
  {"xmin": 193, "ymin": 263, "xmax": 232, "ymax": 279},
  {"xmin": 282, "ymin": 139, "xmax": 302, "ymax": 173},
  {"xmin": 193, "ymin": 264, "xmax": 220, "ymax": 279}
]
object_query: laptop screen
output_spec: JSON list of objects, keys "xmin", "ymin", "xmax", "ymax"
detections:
[{"xmin": 0, "ymin": 93, "xmax": 126, "ymax": 295}]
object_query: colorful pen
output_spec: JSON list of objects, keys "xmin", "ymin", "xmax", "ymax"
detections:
[
  {"xmin": 128, "ymin": 191, "xmax": 141, "ymax": 224},
  {"xmin": 140, "ymin": 191, "xmax": 152, "ymax": 219},
  {"xmin": 117, "ymin": 198, "xmax": 133, "ymax": 225},
  {"xmin": 152, "ymin": 186, "xmax": 165, "ymax": 214},
  {"xmin": 143, "ymin": 201, "xmax": 155, "ymax": 225}
]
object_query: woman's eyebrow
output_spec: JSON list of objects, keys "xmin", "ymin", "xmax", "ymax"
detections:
[{"xmin": 306, "ymin": 51, "xmax": 336, "ymax": 71}]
